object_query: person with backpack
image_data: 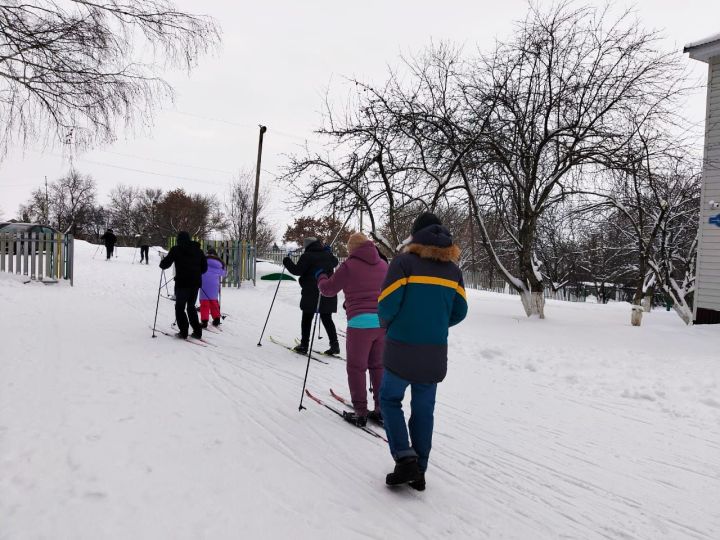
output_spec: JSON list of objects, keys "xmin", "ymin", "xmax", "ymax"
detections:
[
  {"xmin": 159, "ymin": 231, "xmax": 207, "ymax": 340},
  {"xmin": 100, "ymin": 228, "xmax": 117, "ymax": 260},
  {"xmin": 378, "ymin": 212, "xmax": 468, "ymax": 491},
  {"xmin": 200, "ymin": 246, "xmax": 227, "ymax": 328},
  {"xmin": 317, "ymin": 232, "xmax": 389, "ymax": 427},
  {"xmin": 282, "ymin": 237, "xmax": 339, "ymax": 355}
]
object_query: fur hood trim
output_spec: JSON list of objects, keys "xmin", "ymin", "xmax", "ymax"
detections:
[{"xmin": 404, "ymin": 243, "xmax": 461, "ymax": 263}]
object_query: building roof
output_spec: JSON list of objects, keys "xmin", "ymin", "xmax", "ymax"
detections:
[{"xmin": 684, "ymin": 33, "xmax": 720, "ymax": 63}]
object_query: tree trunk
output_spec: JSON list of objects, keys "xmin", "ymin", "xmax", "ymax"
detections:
[
  {"xmin": 642, "ymin": 286, "xmax": 654, "ymax": 313},
  {"xmin": 520, "ymin": 290, "xmax": 545, "ymax": 318},
  {"xmin": 517, "ymin": 215, "xmax": 545, "ymax": 318},
  {"xmin": 672, "ymin": 303, "xmax": 693, "ymax": 325}
]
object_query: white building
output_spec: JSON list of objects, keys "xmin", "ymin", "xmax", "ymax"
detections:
[{"xmin": 685, "ymin": 34, "xmax": 720, "ymax": 324}]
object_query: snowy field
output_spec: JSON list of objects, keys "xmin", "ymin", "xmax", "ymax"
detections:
[{"xmin": 1, "ymin": 240, "xmax": 719, "ymax": 540}]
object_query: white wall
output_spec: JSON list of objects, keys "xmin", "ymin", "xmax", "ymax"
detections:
[{"xmin": 696, "ymin": 56, "xmax": 720, "ymax": 312}]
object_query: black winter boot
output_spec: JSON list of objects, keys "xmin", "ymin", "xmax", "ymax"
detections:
[
  {"xmin": 342, "ymin": 410, "xmax": 367, "ymax": 427},
  {"xmin": 409, "ymin": 472, "xmax": 426, "ymax": 491},
  {"xmin": 201, "ymin": 320, "xmax": 208, "ymax": 329},
  {"xmin": 212, "ymin": 318, "xmax": 221, "ymax": 327},
  {"xmin": 367, "ymin": 409, "xmax": 383, "ymax": 426},
  {"xmin": 293, "ymin": 344, "xmax": 308, "ymax": 354},
  {"xmin": 190, "ymin": 330, "xmax": 202, "ymax": 340},
  {"xmin": 385, "ymin": 456, "xmax": 421, "ymax": 486},
  {"xmin": 324, "ymin": 342, "xmax": 340, "ymax": 356}
]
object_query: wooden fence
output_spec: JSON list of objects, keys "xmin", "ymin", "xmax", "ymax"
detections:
[
  {"xmin": 167, "ymin": 238, "xmax": 255, "ymax": 286},
  {"xmin": 0, "ymin": 232, "xmax": 74, "ymax": 285}
]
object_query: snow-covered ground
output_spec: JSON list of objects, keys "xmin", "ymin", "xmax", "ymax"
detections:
[{"xmin": 1, "ymin": 240, "xmax": 719, "ymax": 539}]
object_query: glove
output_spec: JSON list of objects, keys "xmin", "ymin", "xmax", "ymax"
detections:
[
  {"xmin": 282, "ymin": 256, "xmax": 292, "ymax": 267},
  {"xmin": 323, "ymin": 245, "xmax": 332, "ymax": 252},
  {"xmin": 314, "ymin": 268, "xmax": 326, "ymax": 280}
]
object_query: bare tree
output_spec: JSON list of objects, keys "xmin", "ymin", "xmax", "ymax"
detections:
[
  {"xmin": 223, "ymin": 172, "xmax": 275, "ymax": 249},
  {"xmin": 648, "ymin": 167, "xmax": 700, "ymax": 325},
  {"xmin": 108, "ymin": 184, "xmax": 141, "ymax": 238},
  {"xmin": 154, "ymin": 188, "xmax": 223, "ymax": 241},
  {"xmin": 19, "ymin": 169, "xmax": 96, "ymax": 235},
  {"xmin": 456, "ymin": 3, "xmax": 686, "ymax": 318},
  {"xmin": 580, "ymin": 123, "xmax": 698, "ymax": 325},
  {"xmin": 0, "ymin": 1, "xmax": 220, "ymax": 157}
]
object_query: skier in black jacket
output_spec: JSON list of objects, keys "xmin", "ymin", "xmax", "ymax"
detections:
[
  {"xmin": 159, "ymin": 231, "xmax": 208, "ymax": 339},
  {"xmin": 283, "ymin": 237, "xmax": 340, "ymax": 355},
  {"xmin": 100, "ymin": 229, "xmax": 117, "ymax": 260}
]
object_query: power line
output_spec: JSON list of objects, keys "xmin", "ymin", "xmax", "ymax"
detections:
[
  {"xmin": 74, "ymin": 156, "xmax": 229, "ymax": 187},
  {"xmin": 96, "ymin": 149, "xmax": 237, "ymax": 175},
  {"xmin": 170, "ymin": 110, "xmax": 256, "ymax": 129},
  {"xmin": 168, "ymin": 109, "xmax": 326, "ymax": 146}
]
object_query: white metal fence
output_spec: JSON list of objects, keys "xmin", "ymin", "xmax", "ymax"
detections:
[{"xmin": 0, "ymin": 232, "xmax": 74, "ymax": 285}]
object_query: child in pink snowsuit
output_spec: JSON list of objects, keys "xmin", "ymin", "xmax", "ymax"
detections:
[
  {"xmin": 318, "ymin": 233, "xmax": 389, "ymax": 426},
  {"xmin": 200, "ymin": 247, "xmax": 226, "ymax": 327}
]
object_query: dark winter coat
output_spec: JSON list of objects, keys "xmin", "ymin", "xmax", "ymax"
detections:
[
  {"xmin": 136, "ymin": 232, "xmax": 149, "ymax": 247},
  {"xmin": 159, "ymin": 233, "xmax": 208, "ymax": 289},
  {"xmin": 283, "ymin": 241, "xmax": 339, "ymax": 313},
  {"xmin": 378, "ymin": 224, "xmax": 468, "ymax": 384},
  {"xmin": 100, "ymin": 231, "xmax": 117, "ymax": 247}
]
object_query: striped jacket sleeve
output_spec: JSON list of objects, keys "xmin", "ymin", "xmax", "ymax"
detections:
[{"xmin": 378, "ymin": 256, "xmax": 409, "ymax": 327}]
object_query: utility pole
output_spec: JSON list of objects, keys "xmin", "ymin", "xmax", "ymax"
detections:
[{"xmin": 251, "ymin": 125, "xmax": 267, "ymax": 286}]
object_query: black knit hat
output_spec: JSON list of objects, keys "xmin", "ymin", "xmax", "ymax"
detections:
[
  {"xmin": 177, "ymin": 231, "xmax": 191, "ymax": 245},
  {"xmin": 411, "ymin": 212, "xmax": 442, "ymax": 234}
]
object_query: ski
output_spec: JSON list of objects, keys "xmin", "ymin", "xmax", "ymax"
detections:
[
  {"xmin": 304, "ymin": 389, "xmax": 387, "ymax": 442},
  {"xmin": 268, "ymin": 336, "xmax": 329, "ymax": 364},
  {"xmin": 151, "ymin": 326, "xmax": 216, "ymax": 347},
  {"xmin": 151, "ymin": 327, "xmax": 207, "ymax": 347},
  {"xmin": 329, "ymin": 388, "xmax": 385, "ymax": 428},
  {"xmin": 294, "ymin": 338, "xmax": 346, "ymax": 362},
  {"xmin": 204, "ymin": 325, "xmax": 223, "ymax": 334}
]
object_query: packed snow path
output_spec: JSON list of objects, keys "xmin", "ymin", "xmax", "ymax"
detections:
[{"xmin": 1, "ymin": 241, "xmax": 719, "ymax": 539}]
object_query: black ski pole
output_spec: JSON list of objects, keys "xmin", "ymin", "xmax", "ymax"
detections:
[
  {"xmin": 151, "ymin": 270, "xmax": 164, "ymax": 338},
  {"xmin": 298, "ymin": 304, "xmax": 321, "ymax": 411},
  {"xmin": 256, "ymin": 265, "xmax": 288, "ymax": 346}
]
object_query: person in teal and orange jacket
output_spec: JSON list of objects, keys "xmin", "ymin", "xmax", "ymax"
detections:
[{"xmin": 378, "ymin": 212, "xmax": 468, "ymax": 491}]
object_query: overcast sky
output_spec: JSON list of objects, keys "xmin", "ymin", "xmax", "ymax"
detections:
[{"xmin": 0, "ymin": 0, "xmax": 718, "ymax": 233}]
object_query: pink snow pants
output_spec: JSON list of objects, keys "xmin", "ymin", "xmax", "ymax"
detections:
[
  {"xmin": 200, "ymin": 299, "xmax": 220, "ymax": 322},
  {"xmin": 346, "ymin": 327, "xmax": 385, "ymax": 416}
]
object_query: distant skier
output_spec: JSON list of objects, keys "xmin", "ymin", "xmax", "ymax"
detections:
[
  {"xmin": 100, "ymin": 228, "xmax": 117, "ymax": 260},
  {"xmin": 200, "ymin": 246, "xmax": 226, "ymax": 328},
  {"xmin": 136, "ymin": 230, "xmax": 150, "ymax": 264},
  {"xmin": 378, "ymin": 212, "xmax": 468, "ymax": 491},
  {"xmin": 282, "ymin": 237, "xmax": 339, "ymax": 355},
  {"xmin": 317, "ymin": 232, "xmax": 388, "ymax": 427},
  {"xmin": 159, "ymin": 231, "xmax": 207, "ymax": 340}
]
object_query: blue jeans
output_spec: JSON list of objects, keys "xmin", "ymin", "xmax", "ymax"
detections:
[{"xmin": 380, "ymin": 369, "xmax": 437, "ymax": 472}]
